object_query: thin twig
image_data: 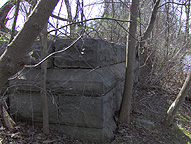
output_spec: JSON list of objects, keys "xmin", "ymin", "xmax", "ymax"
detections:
[
  {"xmin": 25, "ymin": 35, "xmax": 82, "ymax": 68},
  {"xmin": 8, "ymin": 35, "xmax": 82, "ymax": 81},
  {"xmin": 48, "ymin": 17, "xmax": 131, "ymax": 34},
  {"xmin": 8, "ymin": 67, "xmax": 25, "ymax": 80},
  {"xmin": 158, "ymin": 2, "xmax": 186, "ymax": 9}
]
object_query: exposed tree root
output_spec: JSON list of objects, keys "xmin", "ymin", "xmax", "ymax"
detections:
[{"xmin": 0, "ymin": 104, "xmax": 15, "ymax": 131}]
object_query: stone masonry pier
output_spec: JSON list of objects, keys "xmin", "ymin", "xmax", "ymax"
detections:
[{"xmin": 9, "ymin": 38, "xmax": 138, "ymax": 142}]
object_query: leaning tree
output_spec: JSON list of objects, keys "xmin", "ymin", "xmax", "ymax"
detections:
[{"xmin": 0, "ymin": 0, "xmax": 59, "ymax": 131}]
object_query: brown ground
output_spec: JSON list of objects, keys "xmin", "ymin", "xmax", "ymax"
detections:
[{"xmin": 0, "ymin": 82, "xmax": 191, "ymax": 144}]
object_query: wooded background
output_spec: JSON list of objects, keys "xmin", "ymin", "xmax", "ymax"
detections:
[{"xmin": 0, "ymin": 0, "xmax": 191, "ymax": 142}]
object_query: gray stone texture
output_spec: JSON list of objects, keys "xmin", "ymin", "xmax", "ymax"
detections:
[
  {"xmin": 54, "ymin": 39, "xmax": 126, "ymax": 68},
  {"xmin": 10, "ymin": 80, "xmax": 124, "ymax": 143},
  {"xmin": 50, "ymin": 122, "xmax": 115, "ymax": 143},
  {"xmin": 10, "ymin": 66, "xmax": 125, "ymax": 142},
  {"xmin": 9, "ymin": 38, "xmax": 139, "ymax": 143},
  {"xmin": 30, "ymin": 40, "xmax": 54, "ymax": 68},
  {"xmin": 10, "ymin": 63, "xmax": 125, "ymax": 95},
  {"xmin": 134, "ymin": 118, "xmax": 155, "ymax": 130},
  {"xmin": 10, "ymin": 92, "xmax": 59, "ymax": 123}
]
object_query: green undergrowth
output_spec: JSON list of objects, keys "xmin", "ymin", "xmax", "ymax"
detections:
[
  {"xmin": 177, "ymin": 124, "xmax": 191, "ymax": 139},
  {"xmin": 112, "ymin": 91, "xmax": 191, "ymax": 143}
]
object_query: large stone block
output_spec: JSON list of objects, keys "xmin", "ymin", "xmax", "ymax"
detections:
[
  {"xmin": 57, "ymin": 80, "xmax": 123, "ymax": 129},
  {"xmin": 10, "ymin": 80, "xmax": 124, "ymax": 127},
  {"xmin": 10, "ymin": 92, "xmax": 58, "ymax": 123},
  {"xmin": 8, "ymin": 38, "xmax": 140, "ymax": 142},
  {"xmin": 10, "ymin": 63, "xmax": 125, "ymax": 96},
  {"xmin": 9, "ymin": 63, "xmax": 125, "ymax": 142},
  {"xmin": 54, "ymin": 39, "xmax": 126, "ymax": 68},
  {"xmin": 30, "ymin": 40, "xmax": 54, "ymax": 68},
  {"xmin": 10, "ymin": 83, "xmax": 123, "ymax": 143},
  {"xmin": 50, "ymin": 119, "xmax": 115, "ymax": 143}
]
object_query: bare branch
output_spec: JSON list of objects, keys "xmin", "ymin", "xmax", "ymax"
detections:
[
  {"xmin": 142, "ymin": 0, "xmax": 161, "ymax": 41},
  {"xmin": 10, "ymin": 0, "xmax": 20, "ymax": 43},
  {"xmin": 25, "ymin": 35, "xmax": 82, "ymax": 68},
  {"xmin": 48, "ymin": 17, "xmax": 131, "ymax": 34},
  {"xmin": 158, "ymin": 1, "xmax": 186, "ymax": 9},
  {"xmin": 50, "ymin": 14, "xmax": 70, "ymax": 22}
]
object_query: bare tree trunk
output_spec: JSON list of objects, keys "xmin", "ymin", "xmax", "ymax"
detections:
[
  {"xmin": 10, "ymin": 0, "xmax": 20, "ymax": 43},
  {"xmin": 185, "ymin": 0, "xmax": 190, "ymax": 43},
  {"xmin": 119, "ymin": 0, "xmax": 139, "ymax": 124},
  {"xmin": 142, "ymin": 0, "xmax": 161, "ymax": 41},
  {"xmin": 0, "ymin": 0, "xmax": 51, "ymax": 33},
  {"xmin": 164, "ymin": 0, "xmax": 170, "ymax": 59},
  {"xmin": 55, "ymin": 0, "xmax": 64, "ymax": 35},
  {"xmin": 137, "ymin": 0, "xmax": 160, "ymax": 78},
  {"xmin": 110, "ymin": 0, "xmax": 115, "ymax": 41},
  {"xmin": 40, "ymin": 23, "xmax": 49, "ymax": 134},
  {"xmin": 0, "ymin": 0, "xmax": 59, "ymax": 91},
  {"xmin": 77, "ymin": 0, "xmax": 84, "ymax": 35},
  {"xmin": 102, "ymin": 0, "xmax": 110, "ymax": 18},
  {"xmin": 177, "ymin": 2, "xmax": 183, "ymax": 37},
  {"xmin": 0, "ymin": 104, "xmax": 15, "ymax": 131},
  {"xmin": 163, "ymin": 71, "xmax": 191, "ymax": 127},
  {"xmin": 0, "ymin": 0, "xmax": 58, "ymax": 131},
  {"xmin": 0, "ymin": 1, "xmax": 14, "ymax": 31},
  {"xmin": 64, "ymin": 0, "xmax": 75, "ymax": 36},
  {"xmin": 73, "ymin": 0, "xmax": 80, "ymax": 21}
]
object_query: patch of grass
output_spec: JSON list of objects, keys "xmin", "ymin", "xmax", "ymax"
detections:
[
  {"xmin": 0, "ymin": 37, "xmax": 9, "ymax": 42},
  {"xmin": 176, "ymin": 112, "xmax": 191, "ymax": 123},
  {"xmin": 177, "ymin": 113, "xmax": 187, "ymax": 123},
  {"xmin": 177, "ymin": 124, "xmax": 191, "ymax": 139},
  {"xmin": 185, "ymin": 115, "xmax": 191, "ymax": 121}
]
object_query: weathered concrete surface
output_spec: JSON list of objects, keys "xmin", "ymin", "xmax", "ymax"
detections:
[
  {"xmin": 10, "ymin": 63, "xmax": 125, "ymax": 96},
  {"xmin": 50, "ymin": 121, "xmax": 115, "ymax": 143},
  {"xmin": 9, "ymin": 63, "xmax": 125, "ymax": 142},
  {"xmin": 10, "ymin": 83, "xmax": 123, "ymax": 143},
  {"xmin": 10, "ymin": 81, "xmax": 123, "ymax": 126},
  {"xmin": 9, "ymin": 38, "xmax": 140, "ymax": 143},
  {"xmin": 10, "ymin": 81, "xmax": 123, "ymax": 128},
  {"xmin": 54, "ymin": 39, "xmax": 126, "ymax": 68},
  {"xmin": 30, "ymin": 40, "xmax": 54, "ymax": 68},
  {"xmin": 10, "ymin": 93, "xmax": 59, "ymax": 123},
  {"xmin": 58, "ymin": 81, "xmax": 124, "ymax": 128}
]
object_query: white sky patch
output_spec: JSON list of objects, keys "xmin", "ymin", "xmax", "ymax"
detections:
[
  {"xmin": 52, "ymin": 0, "xmax": 103, "ymax": 20},
  {"xmin": 0, "ymin": 0, "xmax": 8, "ymax": 8},
  {"xmin": 49, "ymin": 0, "xmax": 104, "ymax": 35},
  {"xmin": 1, "ymin": 0, "xmax": 104, "ymax": 35}
]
